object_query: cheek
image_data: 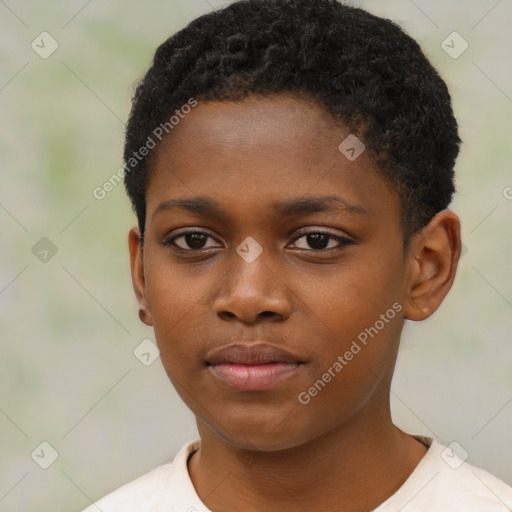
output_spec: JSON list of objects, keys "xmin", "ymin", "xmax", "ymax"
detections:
[
  {"xmin": 143, "ymin": 260, "xmax": 206, "ymax": 362},
  {"xmin": 296, "ymin": 255, "xmax": 405, "ymax": 393},
  {"xmin": 145, "ymin": 252, "xmax": 208, "ymax": 321},
  {"xmin": 302, "ymin": 256, "xmax": 404, "ymax": 340},
  {"xmin": 294, "ymin": 312, "xmax": 403, "ymax": 432}
]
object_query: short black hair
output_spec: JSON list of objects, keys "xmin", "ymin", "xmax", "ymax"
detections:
[{"xmin": 123, "ymin": 0, "xmax": 461, "ymax": 244}]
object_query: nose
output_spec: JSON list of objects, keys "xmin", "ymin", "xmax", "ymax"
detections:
[{"xmin": 212, "ymin": 242, "xmax": 293, "ymax": 324}]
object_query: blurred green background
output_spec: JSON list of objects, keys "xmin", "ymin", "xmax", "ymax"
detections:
[{"xmin": 1, "ymin": 0, "xmax": 511, "ymax": 510}]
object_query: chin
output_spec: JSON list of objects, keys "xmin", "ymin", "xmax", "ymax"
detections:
[{"xmin": 202, "ymin": 409, "xmax": 322, "ymax": 453}]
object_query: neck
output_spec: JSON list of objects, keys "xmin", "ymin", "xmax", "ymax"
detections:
[{"xmin": 188, "ymin": 404, "xmax": 428, "ymax": 512}]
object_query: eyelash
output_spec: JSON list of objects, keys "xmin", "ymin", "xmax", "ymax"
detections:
[{"xmin": 162, "ymin": 229, "xmax": 354, "ymax": 253}]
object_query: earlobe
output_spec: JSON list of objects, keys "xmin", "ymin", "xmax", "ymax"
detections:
[
  {"xmin": 128, "ymin": 226, "xmax": 153, "ymax": 326},
  {"xmin": 138, "ymin": 306, "xmax": 153, "ymax": 326},
  {"xmin": 402, "ymin": 210, "xmax": 461, "ymax": 321}
]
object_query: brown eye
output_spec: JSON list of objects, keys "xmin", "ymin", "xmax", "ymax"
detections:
[
  {"xmin": 291, "ymin": 231, "xmax": 354, "ymax": 251},
  {"xmin": 164, "ymin": 231, "xmax": 218, "ymax": 251}
]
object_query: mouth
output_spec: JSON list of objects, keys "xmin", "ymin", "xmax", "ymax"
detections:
[{"xmin": 206, "ymin": 342, "xmax": 304, "ymax": 391}]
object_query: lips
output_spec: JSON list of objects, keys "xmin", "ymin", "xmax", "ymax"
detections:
[{"xmin": 206, "ymin": 342, "xmax": 303, "ymax": 391}]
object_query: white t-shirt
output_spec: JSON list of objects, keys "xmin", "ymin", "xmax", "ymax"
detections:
[{"xmin": 80, "ymin": 436, "xmax": 512, "ymax": 511}]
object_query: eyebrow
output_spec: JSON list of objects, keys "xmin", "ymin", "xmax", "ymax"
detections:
[{"xmin": 152, "ymin": 195, "xmax": 367, "ymax": 221}]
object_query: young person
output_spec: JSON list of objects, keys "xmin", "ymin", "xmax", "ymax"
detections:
[{"xmin": 82, "ymin": 0, "xmax": 512, "ymax": 510}]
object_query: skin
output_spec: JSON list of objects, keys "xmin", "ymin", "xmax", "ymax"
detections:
[{"xmin": 128, "ymin": 93, "xmax": 461, "ymax": 512}]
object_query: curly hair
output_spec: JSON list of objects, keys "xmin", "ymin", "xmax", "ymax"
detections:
[{"xmin": 123, "ymin": 0, "xmax": 461, "ymax": 244}]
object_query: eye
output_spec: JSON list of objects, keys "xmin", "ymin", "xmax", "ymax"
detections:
[
  {"xmin": 163, "ymin": 230, "xmax": 219, "ymax": 251},
  {"xmin": 290, "ymin": 230, "xmax": 354, "ymax": 252},
  {"xmin": 162, "ymin": 229, "xmax": 354, "ymax": 253}
]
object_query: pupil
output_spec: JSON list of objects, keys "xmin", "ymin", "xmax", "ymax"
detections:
[
  {"xmin": 187, "ymin": 233, "xmax": 206, "ymax": 249},
  {"xmin": 308, "ymin": 234, "xmax": 329, "ymax": 250}
]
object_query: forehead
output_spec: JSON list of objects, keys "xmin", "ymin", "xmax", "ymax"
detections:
[
  {"xmin": 146, "ymin": 94, "xmax": 399, "ymax": 226},
  {"xmin": 170, "ymin": 93, "xmax": 336, "ymax": 141}
]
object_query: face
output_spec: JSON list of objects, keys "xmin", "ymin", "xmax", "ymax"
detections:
[{"xmin": 130, "ymin": 94, "xmax": 414, "ymax": 451}]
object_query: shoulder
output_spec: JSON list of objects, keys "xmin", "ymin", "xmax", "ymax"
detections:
[
  {"xmin": 379, "ymin": 439, "xmax": 512, "ymax": 511},
  {"xmin": 80, "ymin": 440, "xmax": 201, "ymax": 512},
  {"xmin": 433, "ymin": 448, "xmax": 512, "ymax": 511}
]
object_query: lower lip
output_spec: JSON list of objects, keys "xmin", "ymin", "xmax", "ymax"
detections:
[{"xmin": 208, "ymin": 363, "xmax": 301, "ymax": 391}]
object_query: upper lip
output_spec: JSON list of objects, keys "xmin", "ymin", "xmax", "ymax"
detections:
[{"xmin": 206, "ymin": 342, "xmax": 302, "ymax": 365}]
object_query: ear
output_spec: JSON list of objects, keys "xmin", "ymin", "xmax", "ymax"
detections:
[
  {"xmin": 403, "ymin": 209, "xmax": 461, "ymax": 321},
  {"xmin": 128, "ymin": 226, "xmax": 153, "ymax": 326}
]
